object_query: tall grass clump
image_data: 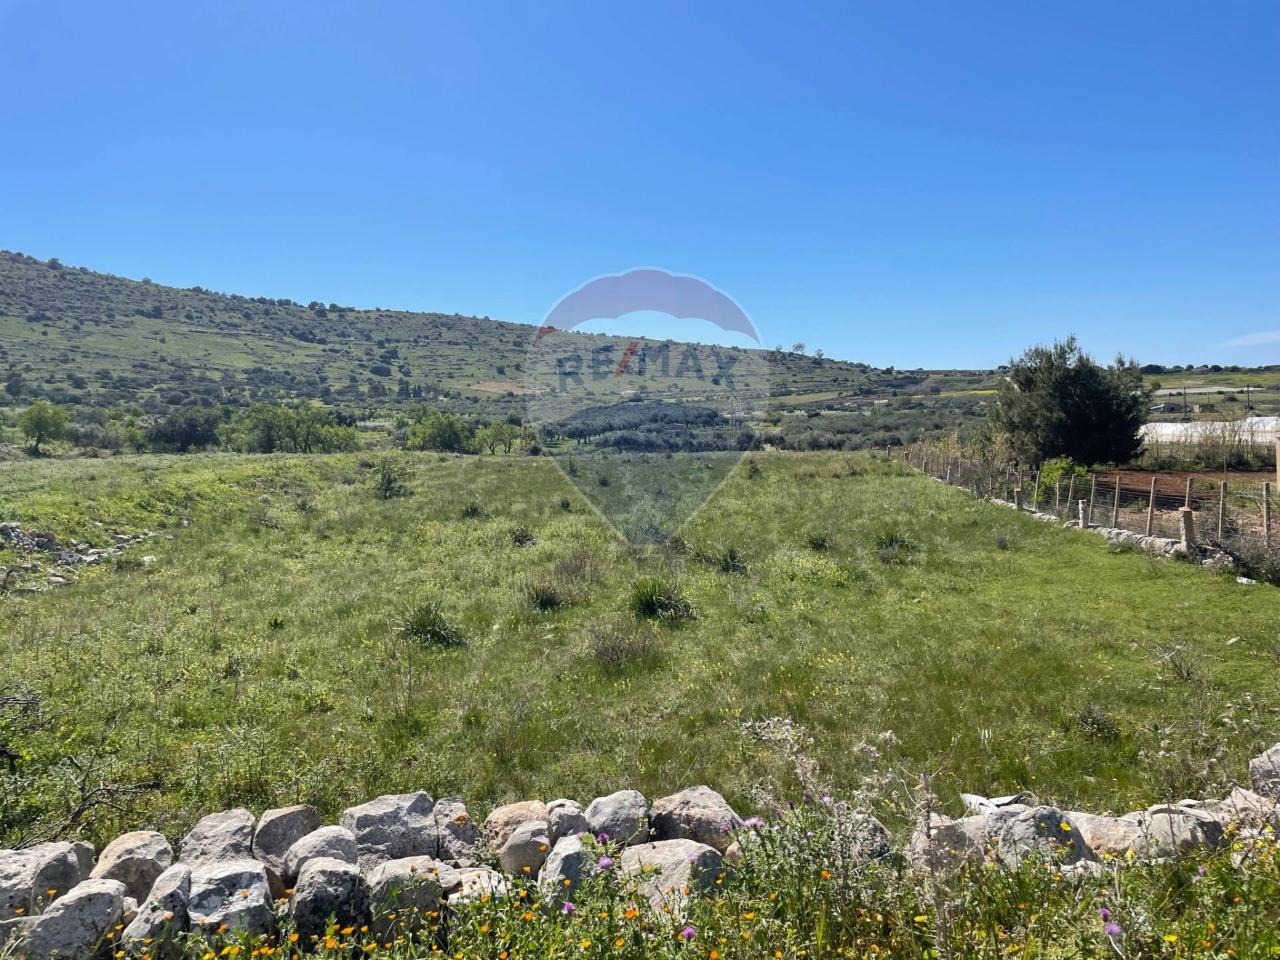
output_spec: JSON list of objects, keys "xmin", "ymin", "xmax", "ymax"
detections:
[
  {"xmin": 873, "ymin": 526, "xmax": 916, "ymax": 564},
  {"xmin": 627, "ymin": 576, "xmax": 695, "ymax": 622},
  {"xmin": 394, "ymin": 597, "xmax": 463, "ymax": 647}
]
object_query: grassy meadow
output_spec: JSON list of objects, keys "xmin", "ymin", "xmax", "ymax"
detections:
[{"xmin": 2, "ymin": 451, "xmax": 1278, "ymax": 849}]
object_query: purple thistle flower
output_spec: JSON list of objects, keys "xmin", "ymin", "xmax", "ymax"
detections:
[
  {"xmin": 562, "ymin": 901, "xmax": 576, "ymax": 914},
  {"xmin": 1104, "ymin": 922, "xmax": 1123, "ymax": 939},
  {"xmin": 679, "ymin": 926, "xmax": 697, "ymax": 941},
  {"xmin": 596, "ymin": 832, "xmax": 610, "ymax": 843},
  {"xmin": 1099, "ymin": 908, "xmax": 1111, "ymax": 922},
  {"xmin": 597, "ymin": 856, "xmax": 614, "ymax": 870},
  {"xmin": 720, "ymin": 823, "xmax": 731, "ymax": 835}
]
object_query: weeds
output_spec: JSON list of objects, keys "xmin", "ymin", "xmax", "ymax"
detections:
[
  {"xmin": 585, "ymin": 619, "xmax": 660, "ymax": 672},
  {"xmin": 523, "ymin": 579, "xmax": 564, "ymax": 612}
]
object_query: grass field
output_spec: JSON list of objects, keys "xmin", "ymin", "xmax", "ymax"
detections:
[{"xmin": 2, "ymin": 452, "xmax": 1278, "ymax": 850}]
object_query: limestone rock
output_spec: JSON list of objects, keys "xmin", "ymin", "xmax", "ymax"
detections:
[
  {"xmin": 650, "ymin": 786, "xmax": 741, "ymax": 852},
  {"xmin": 1067, "ymin": 812, "xmax": 1144, "ymax": 859},
  {"xmin": 1249, "ymin": 742, "xmax": 1280, "ymax": 799},
  {"xmin": 122, "ymin": 863, "xmax": 190, "ymax": 950},
  {"xmin": 187, "ymin": 859, "xmax": 273, "ymax": 936},
  {"xmin": 428, "ymin": 800, "xmax": 479, "ymax": 863},
  {"xmin": 446, "ymin": 868, "xmax": 507, "ymax": 905},
  {"xmin": 90, "ymin": 831, "xmax": 173, "ymax": 902},
  {"xmin": 584, "ymin": 790, "xmax": 650, "ymax": 846},
  {"xmin": 179, "ymin": 809, "xmax": 255, "ymax": 865},
  {"xmin": 994, "ymin": 807, "xmax": 1094, "ymax": 868},
  {"xmin": 538, "ymin": 834, "xmax": 596, "ymax": 902},
  {"xmin": 339, "ymin": 792, "xmax": 435, "ymax": 869},
  {"xmin": 289, "ymin": 858, "xmax": 369, "ymax": 940},
  {"xmin": 907, "ymin": 814, "xmax": 988, "ymax": 872},
  {"xmin": 1133, "ymin": 805, "xmax": 1224, "ymax": 857},
  {"xmin": 283, "ymin": 827, "xmax": 358, "ymax": 886},
  {"xmin": 482, "ymin": 801, "xmax": 547, "ymax": 851},
  {"xmin": 252, "ymin": 805, "xmax": 321, "ymax": 878},
  {"xmin": 366, "ymin": 857, "xmax": 455, "ymax": 940},
  {"xmin": 497, "ymin": 820, "xmax": 551, "ymax": 877},
  {"xmin": 546, "ymin": 799, "xmax": 589, "ymax": 844},
  {"xmin": 17, "ymin": 878, "xmax": 125, "ymax": 960},
  {"xmin": 14, "ymin": 880, "xmax": 124, "ymax": 960},
  {"xmin": 0, "ymin": 842, "xmax": 92, "ymax": 915},
  {"xmin": 1199, "ymin": 787, "xmax": 1280, "ymax": 829},
  {"xmin": 620, "ymin": 839, "xmax": 722, "ymax": 912}
]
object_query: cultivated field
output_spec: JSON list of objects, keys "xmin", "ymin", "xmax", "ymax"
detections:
[{"xmin": 3, "ymin": 452, "xmax": 1277, "ymax": 850}]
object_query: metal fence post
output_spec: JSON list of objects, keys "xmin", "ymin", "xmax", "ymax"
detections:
[
  {"xmin": 1088, "ymin": 475, "xmax": 1097, "ymax": 527},
  {"xmin": 1266, "ymin": 482, "xmax": 1273, "ymax": 552},
  {"xmin": 1145, "ymin": 477, "xmax": 1157, "ymax": 536},
  {"xmin": 1111, "ymin": 474, "xmax": 1122, "ymax": 527}
]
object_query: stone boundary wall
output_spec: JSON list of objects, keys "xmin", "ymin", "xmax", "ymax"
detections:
[{"xmin": 3, "ymin": 744, "xmax": 1279, "ymax": 959}]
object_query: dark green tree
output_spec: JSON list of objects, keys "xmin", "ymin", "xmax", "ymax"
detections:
[{"xmin": 989, "ymin": 337, "xmax": 1148, "ymax": 466}]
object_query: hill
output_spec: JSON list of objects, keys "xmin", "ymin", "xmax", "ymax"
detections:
[{"xmin": 0, "ymin": 251, "xmax": 1001, "ymax": 451}]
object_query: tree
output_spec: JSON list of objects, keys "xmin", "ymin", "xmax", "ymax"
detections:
[
  {"xmin": 406, "ymin": 410, "xmax": 472, "ymax": 452},
  {"xmin": 988, "ymin": 337, "xmax": 1148, "ymax": 466},
  {"xmin": 18, "ymin": 400, "xmax": 69, "ymax": 452}
]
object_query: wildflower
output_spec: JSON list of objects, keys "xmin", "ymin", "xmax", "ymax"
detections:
[
  {"xmin": 1164, "ymin": 934, "xmax": 1178, "ymax": 944},
  {"xmin": 1104, "ymin": 922, "xmax": 1123, "ymax": 939},
  {"xmin": 578, "ymin": 940, "xmax": 591, "ymax": 950},
  {"xmin": 598, "ymin": 855, "xmax": 614, "ymax": 870},
  {"xmin": 596, "ymin": 833, "xmax": 610, "ymax": 843},
  {"xmin": 820, "ymin": 869, "xmax": 831, "ymax": 880},
  {"xmin": 1099, "ymin": 908, "xmax": 1111, "ymax": 921},
  {"xmin": 680, "ymin": 926, "xmax": 697, "ymax": 941},
  {"xmin": 562, "ymin": 901, "xmax": 576, "ymax": 915},
  {"xmin": 615, "ymin": 939, "xmax": 625, "ymax": 947}
]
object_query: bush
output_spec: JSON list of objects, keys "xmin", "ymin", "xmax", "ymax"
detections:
[
  {"xmin": 509, "ymin": 525, "xmax": 536, "ymax": 547},
  {"xmin": 395, "ymin": 599, "xmax": 463, "ymax": 647},
  {"xmin": 461, "ymin": 500, "xmax": 486, "ymax": 519},
  {"xmin": 628, "ymin": 576, "xmax": 695, "ymax": 622},
  {"xmin": 374, "ymin": 458, "xmax": 411, "ymax": 500}
]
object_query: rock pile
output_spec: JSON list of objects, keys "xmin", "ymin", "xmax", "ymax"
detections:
[
  {"xmin": 0, "ymin": 521, "xmax": 160, "ymax": 593},
  {"xmin": 2, "ymin": 742, "xmax": 1279, "ymax": 959}
]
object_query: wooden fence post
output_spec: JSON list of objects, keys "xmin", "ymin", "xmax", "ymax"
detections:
[
  {"xmin": 1088, "ymin": 475, "xmax": 1097, "ymax": 527},
  {"xmin": 1217, "ymin": 482, "xmax": 1227, "ymax": 541},
  {"xmin": 1145, "ymin": 477, "xmax": 1157, "ymax": 536},
  {"xmin": 1111, "ymin": 474, "xmax": 1122, "ymax": 527},
  {"xmin": 1032, "ymin": 469, "xmax": 1041, "ymax": 509},
  {"xmin": 1184, "ymin": 477, "xmax": 1193, "ymax": 509},
  {"xmin": 1078, "ymin": 499, "xmax": 1088, "ymax": 529},
  {"xmin": 1065, "ymin": 476, "xmax": 1076, "ymax": 519},
  {"xmin": 1054, "ymin": 481, "xmax": 1062, "ymax": 515}
]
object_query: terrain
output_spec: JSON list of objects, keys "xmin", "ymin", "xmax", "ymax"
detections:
[{"xmin": 2, "ymin": 451, "xmax": 1276, "ymax": 852}]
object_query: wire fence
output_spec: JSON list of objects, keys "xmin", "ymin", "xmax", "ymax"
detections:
[{"xmin": 900, "ymin": 442, "xmax": 1279, "ymax": 576}]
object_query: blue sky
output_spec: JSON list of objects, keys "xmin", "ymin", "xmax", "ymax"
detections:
[{"xmin": 1, "ymin": 0, "xmax": 1276, "ymax": 368}]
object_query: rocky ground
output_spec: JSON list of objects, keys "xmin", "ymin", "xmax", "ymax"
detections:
[{"xmin": 0, "ymin": 522, "xmax": 164, "ymax": 593}]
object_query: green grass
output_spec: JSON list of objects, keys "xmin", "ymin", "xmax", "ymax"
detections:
[{"xmin": 2, "ymin": 451, "xmax": 1279, "ymax": 849}]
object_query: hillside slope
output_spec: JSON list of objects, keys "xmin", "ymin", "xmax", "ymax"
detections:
[{"xmin": 0, "ymin": 251, "xmax": 884, "ymax": 418}]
